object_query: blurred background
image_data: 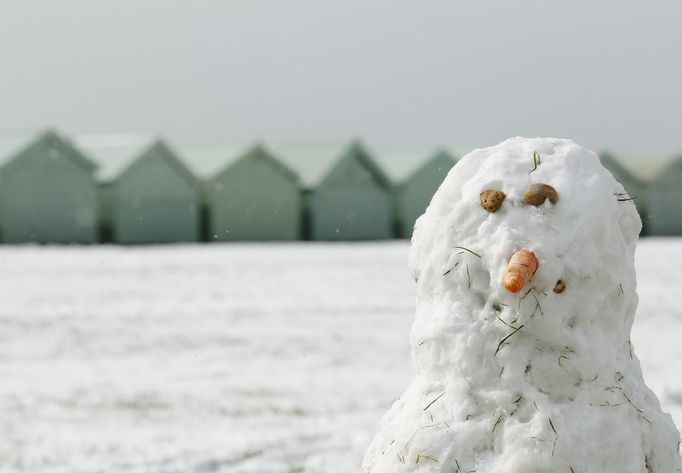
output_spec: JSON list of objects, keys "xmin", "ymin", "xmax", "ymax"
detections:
[{"xmin": 0, "ymin": 1, "xmax": 681, "ymax": 472}]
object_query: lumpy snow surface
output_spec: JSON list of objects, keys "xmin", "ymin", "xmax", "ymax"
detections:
[{"xmin": 362, "ymin": 137, "xmax": 682, "ymax": 473}]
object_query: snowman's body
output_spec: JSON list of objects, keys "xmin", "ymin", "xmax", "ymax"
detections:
[{"xmin": 361, "ymin": 138, "xmax": 681, "ymax": 473}]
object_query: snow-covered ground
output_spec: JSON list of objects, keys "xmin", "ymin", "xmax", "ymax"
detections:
[{"xmin": 0, "ymin": 240, "xmax": 679, "ymax": 473}]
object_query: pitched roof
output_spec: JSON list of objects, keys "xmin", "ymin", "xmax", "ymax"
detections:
[
  {"xmin": 76, "ymin": 133, "xmax": 157, "ymax": 181},
  {"xmin": 401, "ymin": 149, "xmax": 456, "ymax": 184},
  {"xmin": 622, "ymin": 155, "xmax": 677, "ymax": 182},
  {"xmin": 0, "ymin": 129, "xmax": 97, "ymax": 174},
  {"xmin": 374, "ymin": 147, "xmax": 457, "ymax": 184},
  {"xmin": 213, "ymin": 143, "xmax": 301, "ymax": 185},
  {"xmin": 591, "ymin": 148, "xmax": 673, "ymax": 183},
  {"xmin": 176, "ymin": 141, "xmax": 253, "ymax": 179},
  {"xmin": 0, "ymin": 129, "xmax": 41, "ymax": 167},
  {"xmin": 81, "ymin": 136, "xmax": 348, "ymax": 185},
  {"xmin": 649, "ymin": 154, "xmax": 682, "ymax": 186},
  {"xmin": 316, "ymin": 140, "xmax": 392, "ymax": 189},
  {"xmin": 116, "ymin": 140, "xmax": 198, "ymax": 189},
  {"xmin": 181, "ymin": 140, "xmax": 458, "ymax": 189},
  {"xmin": 264, "ymin": 139, "xmax": 349, "ymax": 188}
]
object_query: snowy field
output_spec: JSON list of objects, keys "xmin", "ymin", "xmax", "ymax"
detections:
[{"xmin": 0, "ymin": 240, "xmax": 680, "ymax": 473}]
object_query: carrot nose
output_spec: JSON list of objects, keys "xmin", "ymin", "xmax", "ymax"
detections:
[{"xmin": 502, "ymin": 249, "xmax": 539, "ymax": 293}]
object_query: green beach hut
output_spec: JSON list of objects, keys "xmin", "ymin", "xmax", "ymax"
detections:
[
  {"xmin": 0, "ymin": 129, "xmax": 99, "ymax": 244},
  {"xmin": 646, "ymin": 155, "xmax": 682, "ymax": 236},
  {"xmin": 395, "ymin": 150, "xmax": 456, "ymax": 238},
  {"xmin": 204, "ymin": 144, "xmax": 303, "ymax": 241},
  {"xmin": 78, "ymin": 135, "xmax": 201, "ymax": 244},
  {"xmin": 307, "ymin": 141, "xmax": 394, "ymax": 240}
]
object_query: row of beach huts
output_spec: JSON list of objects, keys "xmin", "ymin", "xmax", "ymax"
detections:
[{"xmin": 0, "ymin": 128, "xmax": 678, "ymax": 244}]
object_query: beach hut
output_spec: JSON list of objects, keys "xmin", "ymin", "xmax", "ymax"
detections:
[
  {"xmin": 205, "ymin": 144, "xmax": 302, "ymax": 241},
  {"xmin": 78, "ymin": 135, "xmax": 201, "ymax": 244},
  {"xmin": 308, "ymin": 141, "xmax": 393, "ymax": 240},
  {"xmin": 646, "ymin": 155, "xmax": 682, "ymax": 236},
  {"xmin": 599, "ymin": 151, "xmax": 646, "ymax": 233},
  {"xmin": 0, "ymin": 129, "xmax": 99, "ymax": 244},
  {"xmin": 395, "ymin": 150, "xmax": 456, "ymax": 238}
]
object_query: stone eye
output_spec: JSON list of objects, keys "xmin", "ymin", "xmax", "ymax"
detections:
[
  {"xmin": 524, "ymin": 183, "xmax": 558, "ymax": 206},
  {"xmin": 480, "ymin": 190, "xmax": 506, "ymax": 213}
]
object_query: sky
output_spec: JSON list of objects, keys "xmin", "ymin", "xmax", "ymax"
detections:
[{"xmin": 1, "ymin": 0, "xmax": 681, "ymax": 160}]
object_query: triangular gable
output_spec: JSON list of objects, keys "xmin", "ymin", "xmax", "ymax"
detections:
[
  {"xmin": 265, "ymin": 139, "xmax": 348, "ymax": 188},
  {"xmin": 0, "ymin": 130, "xmax": 43, "ymax": 167},
  {"xmin": 175, "ymin": 142, "xmax": 246, "ymax": 180},
  {"xmin": 117, "ymin": 139, "xmax": 198, "ymax": 189},
  {"xmin": 402, "ymin": 149, "xmax": 456, "ymax": 186},
  {"xmin": 213, "ymin": 143, "xmax": 301, "ymax": 186},
  {"xmin": 76, "ymin": 133, "xmax": 156, "ymax": 182},
  {"xmin": 57, "ymin": 131, "xmax": 98, "ymax": 173},
  {"xmin": 1, "ymin": 129, "xmax": 97, "ymax": 175},
  {"xmin": 651, "ymin": 154, "xmax": 682, "ymax": 187},
  {"xmin": 370, "ymin": 145, "xmax": 443, "ymax": 183},
  {"xmin": 318, "ymin": 140, "xmax": 392, "ymax": 189}
]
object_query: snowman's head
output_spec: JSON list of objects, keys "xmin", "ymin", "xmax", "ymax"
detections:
[{"xmin": 409, "ymin": 137, "xmax": 641, "ymax": 344}]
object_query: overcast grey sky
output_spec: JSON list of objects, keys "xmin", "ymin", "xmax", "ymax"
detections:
[{"xmin": 1, "ymin": 0, "xmax": 681, "ymax": 157}]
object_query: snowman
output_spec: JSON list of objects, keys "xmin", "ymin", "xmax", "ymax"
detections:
[{"xmin": 361, "ymin": 138, "xmax": 681, "ymax": 473}]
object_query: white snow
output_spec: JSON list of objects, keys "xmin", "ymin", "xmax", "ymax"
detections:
[
  {"xmin": 362, "ymin": 137, "xmax": 682, "ymax": 473},
  {"xmin": 0, "ymin": 239, "xmax": 679, "ymax": 472}
]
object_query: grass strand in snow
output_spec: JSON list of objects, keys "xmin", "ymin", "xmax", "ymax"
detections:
[
  {"xmin": 455, "ymin": 246, "xmax": 481, "ymax": 258},
  {"xmin": 495, "ymin": 324, "xmax": 525, "ymax": 356},
  {"xmin": 530, "ymin": 151, "xmax": 541, "ymax": 173},
  {"xmin": 423, "ymin": 392, "xmax": 445, "ymax": 411}
]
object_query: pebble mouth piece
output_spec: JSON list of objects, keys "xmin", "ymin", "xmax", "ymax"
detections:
[{"xmin": 502, "ymin": 249, "xmax": 539, "ymax": 293}]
